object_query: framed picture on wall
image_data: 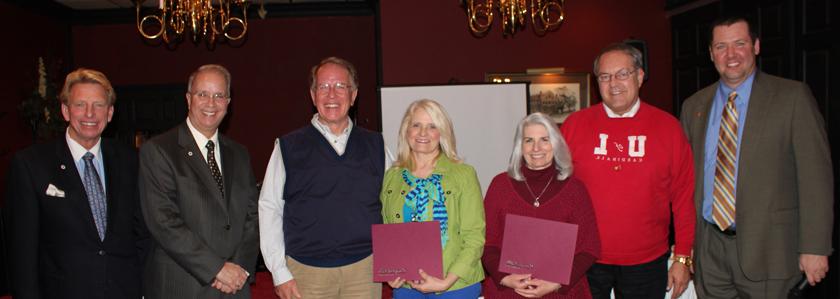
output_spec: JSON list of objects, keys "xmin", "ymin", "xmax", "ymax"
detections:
[{"xmin": 486, "ymin": 71, "xmax": 591, "ymax": 124}]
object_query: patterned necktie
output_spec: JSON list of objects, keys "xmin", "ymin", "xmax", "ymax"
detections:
[
  {"xmin": 712, "ymin": 91, "xmax": 739, "ymax": 231},
  {"xmin": 206, "ymin": 140, "xmax": 224, "ymax": 197},
  {"xmin": 82, "ymin": 152, "xmax": 107, "ymax": 240}
]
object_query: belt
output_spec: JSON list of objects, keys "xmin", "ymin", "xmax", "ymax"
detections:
[
  {"xmin": 717, "ymin": 228, "xmax": 736, "ymax": 236},
  {"xmin": 708, "ymin": 221, "xmax": 736, "ymax": 236}
]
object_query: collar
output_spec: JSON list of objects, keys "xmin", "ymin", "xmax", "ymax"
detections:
[
  {"xmin": 431, "ymin": 154, "xmax": 456, "ymax": 174},
  {"xmin": 603, "ymin": 98, "xmax": 641, "ymax": 118},
  {"xmin": 521, "ymin": 162, "xmax": 557, "ymax": 180},
  {"xmin": 186, "ymin": 117, "xmax": 219, "ymax": 148},
  {"xmin": 717, "ymin": 70, "xmax": 756, "ymax": 104},
  {"xmin": 65, "ymin": 128, "xmax": 102, "ymax": 161},
  {"xmin": 311, "ymin": 114, "xmax": 353, "ymax": 137}
]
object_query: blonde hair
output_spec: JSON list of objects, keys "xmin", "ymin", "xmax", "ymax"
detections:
[
  {"xmin": 393, "ymin": 99, "xmax": 461, "ymax": 169},
  {"xmin": 59, "ymin": 68, "xmax": 115, "ymax": 105}
]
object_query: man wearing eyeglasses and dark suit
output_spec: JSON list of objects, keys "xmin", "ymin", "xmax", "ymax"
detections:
[
  {"xmin": 560, "ymin": 43, "xmax": 696, "ymax": 299},
  {"xmin": 259, "ymin": 57, "xmax": 392, "ymax": 299},
  {"xmin": 139, "ymin": 64, "xmax": 259, "ymax": 298}
]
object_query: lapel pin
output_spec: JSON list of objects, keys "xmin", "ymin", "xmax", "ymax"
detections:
[
  {"xmin": 60, "ymin": 164, "xmax": 66, "ymax": 170},
  {"xmin": 188, "ymin": 151, "xmax": 194, "ymax": 157}
]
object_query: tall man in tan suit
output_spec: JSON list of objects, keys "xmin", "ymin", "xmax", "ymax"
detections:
[{"xmin": 680, "ymin": 16, "xmax": 833, "ymax": 298}]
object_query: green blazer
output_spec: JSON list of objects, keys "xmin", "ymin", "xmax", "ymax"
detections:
[
  {"xmin": 380, "ymin": 156, "xmax": 486, "ymax": 291},
  {"xmin": 680, "ymin": 72, "xmax": 833, "ymax": 280}
]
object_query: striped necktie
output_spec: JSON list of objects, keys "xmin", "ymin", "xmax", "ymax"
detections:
[{"xmin": 712, "ymin": 91, "xmax": 738, "ymax": 231}]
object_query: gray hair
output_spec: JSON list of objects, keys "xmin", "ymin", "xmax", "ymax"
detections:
[
  {"xmin": 593, "ymin": 42, "xmax": 644, "ymax": 75},
  {"xmin": 507, "ymin": 113, "xmax": 572, "ymax": 181},
  {"xmin": 187, "ymin": 64, "xmax": 232, "ymax": 96},
  {"xmin": 309, "ymin": 56, "xmax": 359, "ymax": 91}
]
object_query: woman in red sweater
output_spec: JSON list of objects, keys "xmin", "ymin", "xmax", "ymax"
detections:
[{"xmin": 482, "ymin": 113, "xmax": 601, "ymax": 299}]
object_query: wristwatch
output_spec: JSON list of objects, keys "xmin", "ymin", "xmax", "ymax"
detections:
[{"xmin": 673, "ymin": 255, "xmax": 693, "ymax": 268}]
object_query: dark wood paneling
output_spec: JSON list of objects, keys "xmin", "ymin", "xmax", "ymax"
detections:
[
  {"xmin": 670, "ymin": 1, "xmax": 720, "ymax": 114},
  {"xmin": 803, "ymin": 0, "xmax": 831, "ymax": 34},
  {"xmin": 675, "ymin": 68, "xmax": 697, "ymax": 104},
  {"xmin": 675, "ymin": 25, "xmax": 697, "ymax": 59},
  {"xmin": 699, "ymin": 65, "xmax": 719, "ymax": 88},
  {"xmin": 802, "ymin": 50, "xmax": 829, "ymax": 114},
  {"xmin": 756, "ymin": 0, "xmax": 794, "ymax": 78},
  {"xmin": 107, "ymin": 85, "xmax": 188, "ymax": 147}
]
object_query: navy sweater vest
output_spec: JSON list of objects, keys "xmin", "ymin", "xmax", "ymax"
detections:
[{"xmin": 280, "ymin": 125, "xmax": 385, "ymax": 267}]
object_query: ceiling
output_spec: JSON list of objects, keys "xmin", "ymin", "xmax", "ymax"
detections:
[{"xmin": 53, "ymin": 0, "xmax": 364, "ymax": 10}]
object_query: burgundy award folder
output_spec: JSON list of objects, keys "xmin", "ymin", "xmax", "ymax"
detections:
[
  {"xmin": 498, "ymin": 214, "xmax": 579, "ymax": 285},
  {"xmin": 371, "ymin": 221, "xmax": 443, "ymax": 282}
]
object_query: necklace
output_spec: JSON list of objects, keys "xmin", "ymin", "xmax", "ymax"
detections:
[{"xmin": 523, "ymin": 177, "xmax": 553, "ymax": 207}]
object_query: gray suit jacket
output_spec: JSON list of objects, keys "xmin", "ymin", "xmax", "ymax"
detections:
[
  {"xmin": 680, "ymin": 72, "xmax": 833, "ymax": 280},
  {"xmin": 139, "ymin": 122, "xmax": 259, "ymax": 298}
]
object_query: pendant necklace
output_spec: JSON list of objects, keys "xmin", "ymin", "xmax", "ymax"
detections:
[{"xmin": 523, "ymin": 177, "xmax": 553, "ymax": 207}]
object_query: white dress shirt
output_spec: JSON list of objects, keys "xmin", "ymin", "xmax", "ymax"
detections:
[
  {"xmin": 259, "ymin": 114, "xmax": 394, "ymax": 285},
  {"xmin": 603, "ymin": 98, "xmax": 641, "ymax": 118},
  {"xmin": 186, "ymin": 117, "xmax": 222, "ymax": 176}
]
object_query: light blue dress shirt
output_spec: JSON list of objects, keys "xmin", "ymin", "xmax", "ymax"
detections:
[
  {"xmin": 75, "ymin": 151, "xmax": 106, "ymax": 193},
  {"xmin": 701, "ymin": 71, "xmax": 757, "ymax": 228},
  {"xmin": 66, "ymin": 132, "xmax": 107, "ymax": 194}
]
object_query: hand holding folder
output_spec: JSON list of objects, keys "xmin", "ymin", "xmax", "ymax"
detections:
[
  {"xmin": 498, "ymin": 214, "xmax": 579, "ymax": 285},
  {"xmin": 371, "ymin": 221, "xmax": 443, "ymax": 282}
]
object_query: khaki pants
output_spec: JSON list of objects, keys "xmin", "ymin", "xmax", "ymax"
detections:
[{"xmin": 286, "ymin": 255, "xmax": 382, "ymax": 299}]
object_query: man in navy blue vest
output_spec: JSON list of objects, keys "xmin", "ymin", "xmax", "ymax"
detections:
[{"xmin": 259, "ymin": 57, "xmax": 392, "ymax": 299}]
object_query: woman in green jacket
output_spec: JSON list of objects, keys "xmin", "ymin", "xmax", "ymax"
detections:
[{"xmin": 380, "ymin": 99, "xmax": 485, "ymax": 298}]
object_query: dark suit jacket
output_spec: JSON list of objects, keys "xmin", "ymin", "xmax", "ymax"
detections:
[
  {"xmin": 680, "ymin": 72, "xmax": 834, "ymax": 280},
  {"xmin": 4, "ymin": 137, "xmax": 149, "ymax": 299},
  {"xmin": 138, "ymin": 122, "xmax": 259, "ymax": 299}
]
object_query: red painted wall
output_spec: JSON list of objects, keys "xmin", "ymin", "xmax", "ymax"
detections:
[
  {"xmin": 2, "ymin": 1, "xmax": 672, "ymax": 183},
  {"xmin": 0, "ymin": 3, "xmax": 71, "ymax": 203},
  {"xmin": 380, "ymin": 0, "xmax": 673, "ymax": 111},
  {"xmin": 71, "ymin": 16, "xmax": 377, "ymax": 175}
]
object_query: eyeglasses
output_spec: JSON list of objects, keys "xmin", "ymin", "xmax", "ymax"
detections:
[
  {"xmin": 314, "ymin": 82, "xmax": 352, "ymax": 95},
  {"xmin": 596, "ymin": 68, "xmax": 637, "ymax": 83},
  {"xmin": 192, "ymin": 91, "xmax": 229, "ymax": 101}
]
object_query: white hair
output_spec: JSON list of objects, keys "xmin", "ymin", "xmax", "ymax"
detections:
[{"xmin": 507, "ymin": 113, "xmax": 572, "ymax": 181}]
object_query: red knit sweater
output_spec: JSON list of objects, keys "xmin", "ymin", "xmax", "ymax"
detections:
[
  {"xmin": 560, "ymin": 102, "xmax": 695, "ymax": 265},
  {"xmin": 482, "ymin": 166, "xmax": 600, "ymax": 299}
]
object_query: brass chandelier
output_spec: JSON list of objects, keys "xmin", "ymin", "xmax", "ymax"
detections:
[
  {"xmin": 136, "ymin": 0, "xmax": 250, "ymax": 44},
  {"xmin": 466, "ymin": 0, "xmax": 566, "ymax": 36}
]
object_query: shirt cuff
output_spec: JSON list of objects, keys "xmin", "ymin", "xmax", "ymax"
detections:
[{"xmin": 270, "ymin": 266, "xmax": 294, "ymax": 286}]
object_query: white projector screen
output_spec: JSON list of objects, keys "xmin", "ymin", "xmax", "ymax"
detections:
[{"xmin": 379, "ymin": 83, "xmax": 528, "ymax": 195}]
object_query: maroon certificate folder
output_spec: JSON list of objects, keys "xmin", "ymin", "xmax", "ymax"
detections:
[
  {"xmin": 371, "ymin": 221, "xmax": 443, "ymax": 282},
  {"xmin": 498, "ymin": 214, "xmax": 579, "ymax": 284}
]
